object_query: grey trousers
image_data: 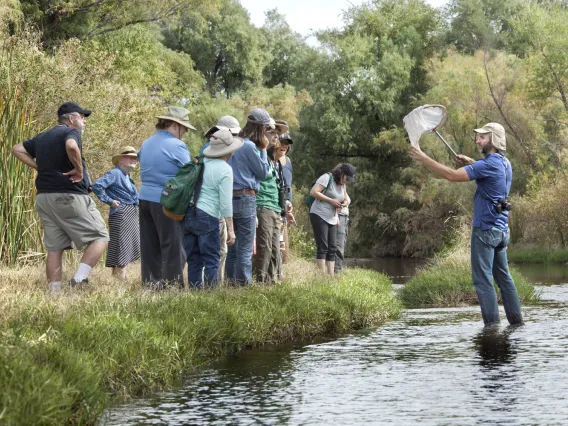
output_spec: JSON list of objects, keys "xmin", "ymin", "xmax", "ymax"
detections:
[
  {"xmin": 252, "ymin": 207, "xmax": 282, "ymax": 283},
  {"xmin": 335, "ymin": 214, "xmax": 349, "ymax": 273},
  {"xmin": 139, "ymin": 200, "xmax": 185, "ymax": 288}
]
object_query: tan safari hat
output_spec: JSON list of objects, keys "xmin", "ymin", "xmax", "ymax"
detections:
[{"xmin": 156, "ymin": 106, "xmax": 197, "ymax": 131}]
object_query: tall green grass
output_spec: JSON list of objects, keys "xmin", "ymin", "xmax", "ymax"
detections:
[
  {"xmin": 399, "ymin": 257, "xmax": 541, "ymax": 308},
  {"xmin": 0, "ymin": 49, "xmax": 43, "ymax": 264},
  {"xmin": 507, "ymin": 247, "xmax": 568, "ymax": 264},
  {"xmin": 0, "ymin": 263, "xmax": 400, "ymax": 425}
]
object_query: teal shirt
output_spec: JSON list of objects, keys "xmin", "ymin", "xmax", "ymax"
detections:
[{"xmin": 195, "ymin": 158, "xmax": 233, "ymax": 219}]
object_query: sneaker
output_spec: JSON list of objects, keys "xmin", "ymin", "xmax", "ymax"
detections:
[{"xmin": 69, "ymin": 278, "xmax": 89, "ymax": 288}]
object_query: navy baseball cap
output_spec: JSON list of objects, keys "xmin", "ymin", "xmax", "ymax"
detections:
[{"xmin": 57, "ymin": 102, "xmax": 92, "ymax": 117}]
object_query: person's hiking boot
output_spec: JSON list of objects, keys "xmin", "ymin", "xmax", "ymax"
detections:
[{"xmin": 69, "ymin": 278, "xmax": 89, "ymax": 288}]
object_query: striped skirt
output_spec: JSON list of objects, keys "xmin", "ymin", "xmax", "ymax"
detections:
[{"xmin": 106, "ymin": 204, "xmax": 141, "ymax": 267}]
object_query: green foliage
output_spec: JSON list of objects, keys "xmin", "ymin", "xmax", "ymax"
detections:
[
  {"xmin": 288, "ymin": 186, "xmax": 316, "ymax": 260},
  {"xmin": 88, "ymin": 25, "xmax": 205, "ymax": 100},
  {"xmin": 507, "ymin": 247, "xmax": 568, "ymax": 264},
  {"xmin": 19, "ymin": 0, "xmax": 220, "ymax": 44},
  {"xmin": 399, "ymin": 257, "xmax": 541, "ymax": 307},
  {"xmin": 0, "ymin": 267, "xmax": 400, "ymax": 425},
  {"xmin": 445, "ymin": 0, "xmax": 525, "ymax": 53},
  {"xmin": 163, "ymin": 0, "xmax": 269, "ymax": 95}
]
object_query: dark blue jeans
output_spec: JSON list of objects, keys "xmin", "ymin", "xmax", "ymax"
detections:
[
  {"xmin": 182, "ymin": 206, "xmax": 220, "ymax": 289},
  {"xmin": 471, "ymin": 227, "xmax": 523, "ymax": 326},
  {"xmin": 225, "ymin": 194, "xmax": 256, "ymax": 285}
]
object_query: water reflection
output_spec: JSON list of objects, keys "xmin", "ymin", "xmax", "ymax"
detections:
[{"xmin": 474, "ymin": 325, "xmax": 518, "ymax": 366}]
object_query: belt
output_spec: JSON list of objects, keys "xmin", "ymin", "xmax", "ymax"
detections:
[{"xmin": 233, "ymin": 189, "xmax": 256, "ymax": 195}]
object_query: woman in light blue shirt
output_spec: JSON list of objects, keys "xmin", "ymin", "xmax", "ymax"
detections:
[
  {"xmin": 225, "ymin": 108, "xmax": 274, "ymax": 285},
  {"xmin": 138, "ymin": 106, "xmax": 195, "ymax": 289},
  {"xmin": 183, "ymin": 129, "xmax": 243, "ymax": 288}
]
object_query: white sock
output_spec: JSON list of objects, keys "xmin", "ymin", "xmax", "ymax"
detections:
[
  {"xmin": 49, "ymin": 281, "xmax": 62, "ymax": 292},
  {"xmin": 73, "ymin": 263, "xmax": 92, "ymax": 282}
]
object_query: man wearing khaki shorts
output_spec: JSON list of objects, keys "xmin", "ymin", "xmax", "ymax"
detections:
[{"xmin": 11, "ymin": 102, "xmax": 109, "ymax": 291}]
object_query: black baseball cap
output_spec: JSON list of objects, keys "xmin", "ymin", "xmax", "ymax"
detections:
[
  {"xmin": 279, "ymin": 132, "xmax": 294, "ymax": 144},
  {"xmin": 57, "ymin": 102, "xmax": 92, "ymax": 117},
  {"xmin": 340, "ymin": 163, "xmax": 356, "ymax": 182}
]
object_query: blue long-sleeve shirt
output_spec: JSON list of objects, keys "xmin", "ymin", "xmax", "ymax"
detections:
[
  {"xmin": 138, "ymin": 130, "xmax": 191, "ymax": 203},
  {"xmin": 227, "ymin": 138, "xmax": 269, "ymax": 191},
  {"xmin": 92, "ymin": 167, "xmax": 138, "ymax": 215}
]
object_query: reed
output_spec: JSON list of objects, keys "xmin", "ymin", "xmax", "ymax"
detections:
[{"xmin": 0, "ymin": 82, "xmax": 44, "ymax": 264}]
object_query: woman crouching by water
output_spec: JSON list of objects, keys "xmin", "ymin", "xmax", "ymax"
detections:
[
  {"xmin": 92, "ymin": 146, "xmax": 140, "ymax": 279},
  {"xmin": 309, "ymin": 163, "xmax": 354, "ymax": 276}
]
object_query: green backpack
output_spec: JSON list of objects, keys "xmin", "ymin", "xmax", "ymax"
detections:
[
  {"xmin": 305, "ymin": 172, "xmax": 333, "ymax": 209},
  {"xmin": 160, "ymin": 157, "xmax": 205, "ymax": 221}
]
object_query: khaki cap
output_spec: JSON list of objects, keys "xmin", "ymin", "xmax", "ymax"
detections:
[{"xmin": 474, "ymin": 122, "xmax": 506, "ymax": 151}]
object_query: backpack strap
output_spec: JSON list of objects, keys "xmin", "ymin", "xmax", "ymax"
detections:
[{"xmin": 191, "ymin": 157, "xmax": 206, "ymax": 217}]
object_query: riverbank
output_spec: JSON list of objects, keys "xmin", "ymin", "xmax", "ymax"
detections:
[
  {"xmin": 399, "ymin": 257, "xmax": 541, "ymax": 308},
  {"xmin": 0, "ymin": 260, "xmax": 400, "ymax": 426},
  {"xmin": 507, "ymin": 247, "xmax": 568, "ymax": 264}
]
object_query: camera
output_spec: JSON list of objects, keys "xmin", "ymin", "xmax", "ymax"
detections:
[
  {"xmin": 494, "ymin": 198, "xmax": 512, "ymax": 214},
  {"xmin": 278, "ymin": 185, "xmax": 290, "ymax": 212}
]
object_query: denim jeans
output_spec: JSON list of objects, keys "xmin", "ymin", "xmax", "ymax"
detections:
[
  {"xmin": 225, "ymin": 194, "xmax": 256, "ymax": 285},
  {"xmin": 471, "ymin": 227, "xmax": 523, "ymax": 326},
  {"xmin": 182, "ymin": 206, "xmax": 220, "ymax": 289}
]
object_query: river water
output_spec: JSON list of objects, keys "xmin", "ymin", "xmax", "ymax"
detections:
[{"xmin": 103, "ymin": 260, "xmax": 568, "ymax": 425}]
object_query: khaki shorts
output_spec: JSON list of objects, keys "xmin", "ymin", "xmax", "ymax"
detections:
[{"xmin": 36, "ymin": 193, "xmax": 110, "ymax": 251}]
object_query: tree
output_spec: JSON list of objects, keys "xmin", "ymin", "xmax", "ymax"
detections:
[
  {"xmin": 445, "ymin": 0, "xmax": 525, "ymax": 54},
  {"xmin": 260, "ymin": 9, "xmax": 311, "ymax": 88},
  {"xmin": 18, "ymin": 0, "xmax": 219, "ymax": 45},
  {"xmin": 163, "ymin": 0, "xmax": 269, "ymax": 96}
]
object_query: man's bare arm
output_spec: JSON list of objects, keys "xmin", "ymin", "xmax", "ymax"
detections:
[
  {"xmin": 64, "ymin": 139, "xmax": 84, "ymax": 183},
  {"xmin": 11, "ymin": 144, "xmax": 37, "ymax": 170},
  {"xmin": 410, "ymin": 147, "xmax": 470, "ymax": 182}
]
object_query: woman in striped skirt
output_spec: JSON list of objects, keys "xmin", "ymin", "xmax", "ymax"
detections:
[{"xmin": 92, "ymin": 146, "xmax": 141, "ymax": 279}]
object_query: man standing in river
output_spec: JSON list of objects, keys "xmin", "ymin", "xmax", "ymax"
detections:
[{"xmin": 410, "ymin": 123, "xmax": 524, "ymax": 326}]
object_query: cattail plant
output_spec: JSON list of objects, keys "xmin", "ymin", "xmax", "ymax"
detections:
[{"xmin": 0, "ymin": 86, "xmax": 43, "ymax": 264}]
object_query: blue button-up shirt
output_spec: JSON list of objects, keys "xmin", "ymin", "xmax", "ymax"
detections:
[
  {"xmin": 138, "ymin": 130, "xmax": 191, "ymax": 203},
  {"xmin": 92, "ymin": 167, "xmax": 139, "ymax": 215},
  {"xmin": 227, "ymin": 138, "xmax": 269, "ymax": 191}
]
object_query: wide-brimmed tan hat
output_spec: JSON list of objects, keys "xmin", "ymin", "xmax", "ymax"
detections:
[
  {"xmin": 474, "ymin": 122, "xmax": 506, "ymax": 151},
  {"xmin": 112, "ymin": 146, "xmax": 138, "ymax": 166},
  {"xmin": 156, "ymin": 106, "xmax": 197, "ymax": 130},
  {"xmin": 204, "ymin": 115, "xmax": 241, "ymax": 139},
  {"xmin": 203, "ymin": 129, "xmax": 244, "ymax": 158}
]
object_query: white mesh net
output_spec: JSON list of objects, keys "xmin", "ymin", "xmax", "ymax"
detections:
[{"xmin": 403, "ymin": 105, "xmax": 447, "ymax": 148}]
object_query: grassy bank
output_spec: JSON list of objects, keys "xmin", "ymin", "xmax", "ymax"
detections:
[
  {"xmin": 399, "ymin": 257, "xmax": 541, "ymax": 308},
  {"xmin": 507, "ymin": 247, "xmax": 568, "ymax": 264},
  {"xmin": 0, "ymin": 260, "xmax": 400, "ymax": 425}
]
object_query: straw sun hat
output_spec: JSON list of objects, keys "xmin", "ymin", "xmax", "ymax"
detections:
[{"xmin": 112, "ymin": 146, "xmax": 138, "ymax": 166}]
